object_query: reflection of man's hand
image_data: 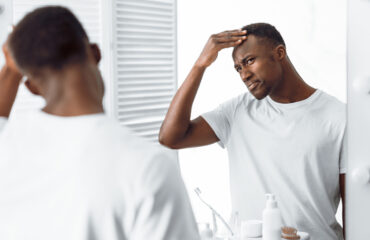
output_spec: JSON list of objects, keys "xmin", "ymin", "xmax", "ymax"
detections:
[{"xmin": 195, "ymin": 29, "xmax": 247, "ymax": 68}]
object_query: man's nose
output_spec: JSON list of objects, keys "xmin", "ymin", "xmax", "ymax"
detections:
[{"xmin": 240, "ymin": 69, "xmax": 253, "ymax": 82}]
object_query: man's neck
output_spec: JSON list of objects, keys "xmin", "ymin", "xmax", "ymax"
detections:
[
  {"xmin": 41, "ymin": 65, "xmax": 104, "ymax": 117},
  {"xmin": 42, "ymin": 99, "xmax": 104, "ymax": 117},
  {"xmin": 269, "ymin": 61, "xmax": 316, "ymax": 103}
]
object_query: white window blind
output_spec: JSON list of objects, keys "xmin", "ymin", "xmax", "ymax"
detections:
[
  {"xmin": 9, "ymin": 0, "xmax": 177, "ymax": 143},
  {"xmin": 112, "ymin": 0, "xmax": 177, "ymax": 142}
]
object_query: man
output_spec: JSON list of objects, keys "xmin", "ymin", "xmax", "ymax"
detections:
[
  {"xmin": 0, "ymin": 6, "xmax": 199, "ymax": 240},
  {"xmin": 159, "ymin": 23, "xmax": 346, "ymax": 239}
]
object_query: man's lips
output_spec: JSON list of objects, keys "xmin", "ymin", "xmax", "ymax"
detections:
[{"xmin": 247, "ymin": 80, "xmax": 261, "ymax": 91}]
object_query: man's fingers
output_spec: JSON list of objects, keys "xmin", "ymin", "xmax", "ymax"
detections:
[
  {"xmin": 222, "ymin": 29, "xmax": 244, "ymax": 34},
  {"xmin": 210, "ymin": 29, "xmax": 247, "ymax": 44},
  {"xmin": 218, "ymin": 39, "xmax": 243, "ymax": 49},
  {"xmin": 218, "ymin": 29, "xmax": 247, "ymax": 37},
  {"xmin": 215, "ymin": 35, "xmax": 247, "ymax": 43}
]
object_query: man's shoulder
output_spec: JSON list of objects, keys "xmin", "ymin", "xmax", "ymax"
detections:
[
  {"xmin": 94, "ymin": 117, "xmax": 163, "ymax": 155},
  {"xmin": 89, "ymin": 117, "xmax": 177, "ymax": 178},
  {"xmin": 216, "ymin": 92, "xmax": 251, "ymax": 114},
  {"xmin": 224, "ymin": 92, "xmax": 250, "ymax": 105},
  {"xmin": 76, "ymin": 117, "xmax": 179, "ymax": 195},
  {"xmin": 109, "ymin": 137, "xmax": 178, "ymax": 196},
  {"xmin": 317, "ymin": 90, "xmax": 346, "ymax": 117},
  {"xmin": 319, "ymin": 90, "xmax": 346, "ymax": 108},
  {"xmin": 311, "ymin": 90, "xmax": 346, "ymax": 129}
]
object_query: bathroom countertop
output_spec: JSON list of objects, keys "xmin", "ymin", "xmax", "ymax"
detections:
[
  {"xmin": 240, "ymin": 231, "xmax": 309, "ymax": 240},
  {"xmin": 213, "ymin": 231, "xmax": 309, "ymax": 240}
]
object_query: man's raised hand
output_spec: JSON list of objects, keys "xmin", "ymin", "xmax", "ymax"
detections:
[{"xmin": 195, "ymin": 29, "xmax": 247, "ymax": 68}]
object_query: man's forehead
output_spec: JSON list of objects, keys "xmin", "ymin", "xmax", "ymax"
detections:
[{"xmin": 232, "ymin": 35, "xmax": 266, "ymax": 61}]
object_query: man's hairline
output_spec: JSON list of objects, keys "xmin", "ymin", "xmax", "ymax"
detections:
[{"xmin": 232, "ymin": 34, "xmax": 285, "ymax": 61}]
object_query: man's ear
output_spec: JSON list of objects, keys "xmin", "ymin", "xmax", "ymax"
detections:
[
  {"xmin": 275, "ymin": 44, "xmax": 286, "ymax": 61},
  {"xmin": 24, "ymin": 79, "xmax": 41, "ymax": 96},
  {"xmin": 90, "ymin": 43, "xmax": 101, "ymax": 64}
]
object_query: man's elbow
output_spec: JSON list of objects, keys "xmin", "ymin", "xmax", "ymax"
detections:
[{"xmin": 158, "ymin": 132, "xmax": 181, "ymax": 150}]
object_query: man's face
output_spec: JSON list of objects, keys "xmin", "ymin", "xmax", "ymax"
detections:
[{"xmin": 232, "ymin": 35, "xmax": 283, "ymax": 100}]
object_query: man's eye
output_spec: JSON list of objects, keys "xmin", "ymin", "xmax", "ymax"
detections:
[
  {"xmin": 235, "ymin": 66, "xmax": 241, "ymax": 72},
  {"xmin": 247, "ymin": 58, "xmax": 255, "ymax": 65}
]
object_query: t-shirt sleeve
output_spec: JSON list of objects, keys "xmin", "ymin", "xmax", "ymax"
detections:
[
  {"xmin": 339, "ymin": 127, "xmax": 347, "ymax": 174},
  {"xmin": 130, "ymin": 150, "xmax": 200, "ymax": 240},
  {"xmin": 201, "ymin": 96, "xmax": 241, "ymax": 148},
  {"xmin": 0, "ymin": 117, "xmax": 7, "ymax": 134}
]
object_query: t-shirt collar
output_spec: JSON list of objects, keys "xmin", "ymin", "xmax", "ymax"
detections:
[{"xmin": 266, "ymin": 89, "xmax": 322, "ymax": 110}]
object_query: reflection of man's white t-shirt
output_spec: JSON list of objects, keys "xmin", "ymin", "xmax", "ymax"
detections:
[
  {"xmin": 202, "ymin": 90, "xmax": 346, "ymax": 240},
  {"xmin": 0, "ymin": 112, "xmax": 199, "ymax": 240}
]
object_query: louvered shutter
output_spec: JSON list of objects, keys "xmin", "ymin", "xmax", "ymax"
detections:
[
  {"xmin": 10, "ymin": 0, "xmax": 103, "ymax": 117},
  {"xmin": 112, "ymin": 0, "xmax": 177, "ymax": 142}
]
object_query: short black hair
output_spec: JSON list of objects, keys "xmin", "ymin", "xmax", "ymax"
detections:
[
  {"xmin": 9, "ymin": 6, "xmax": 89, "ymax": 75},
  {"xmin": 242, "ymin": 23, "xmax": 285, "ymax": 48}
]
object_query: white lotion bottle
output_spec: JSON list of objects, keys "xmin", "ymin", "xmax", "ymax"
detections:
[{"xmin": 262, "ymin": 193, "xmax": 282, "ymax": 240}]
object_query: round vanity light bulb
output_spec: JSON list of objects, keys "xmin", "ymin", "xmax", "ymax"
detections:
[
  {"xmin": 353, "ymin": 76, "xmax": 370, "ymax": 94},
  {"xmin": 352, "ymin": 167, "xmax": 370, "ymax": 185}
]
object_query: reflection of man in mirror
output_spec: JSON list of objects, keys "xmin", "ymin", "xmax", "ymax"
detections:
[
  {"xmin": 0, "ymin": 6, "xmax": 199, "ymax": 240},
  {"xmin": 160, "ymin": 23, "xmax": 346, "ymax": 240}
]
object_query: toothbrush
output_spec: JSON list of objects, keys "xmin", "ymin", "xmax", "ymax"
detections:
[{"xmin": 194, "ymin": 187, "xmax": 234, "ymax": 236}]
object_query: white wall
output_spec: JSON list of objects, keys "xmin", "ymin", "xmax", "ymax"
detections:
[{"xmin": 177, "ymin": 0, "xmax": 346, "ymax": 226}]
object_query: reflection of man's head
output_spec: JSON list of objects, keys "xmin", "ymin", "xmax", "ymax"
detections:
[
  {"xmin": 8, "ymin": 6, "xmax": 104, "ymax": 101},
  {"xmin": 232, "ymin": 23, "xmax": 287, "ymax": 100}
]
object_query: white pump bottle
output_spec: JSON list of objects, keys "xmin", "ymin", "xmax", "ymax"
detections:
[{"xmin": 262, "ymin": 193, "xmax": 282, "ymax": 240}]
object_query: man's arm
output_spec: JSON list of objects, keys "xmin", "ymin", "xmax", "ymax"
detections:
[
  {"xmin": 0, "ymin": 41, "xmax": 23, "ymax": 118},
  {"xmin": 159, "ymin": 29, "xmax": 247, "ymax": 149},
  {"xmin": 340, "ymin": 173, "xmax": 346, "ymax": 239}
]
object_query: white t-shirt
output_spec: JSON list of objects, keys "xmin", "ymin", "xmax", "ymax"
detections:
[
  {"xmin": 202, "ymin": 89, "xmax": 346, "ymax": 240},
  {"xmin": 0, "ymin": 111, "xmax": 199, "ymax": 240}
]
